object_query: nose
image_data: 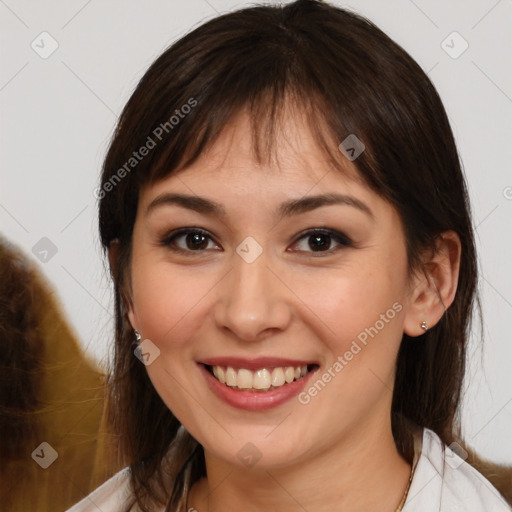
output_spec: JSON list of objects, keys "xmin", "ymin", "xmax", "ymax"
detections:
[{"xmin": 213, "ymin": 251, "xmax": 292, "ymax": 342}]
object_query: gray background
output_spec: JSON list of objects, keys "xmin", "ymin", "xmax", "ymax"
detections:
[{"xmin": 1, "ymin": 0, "xmax": 511, "ymax": 463}]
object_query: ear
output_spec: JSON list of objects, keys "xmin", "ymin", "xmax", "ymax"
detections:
[
  {"xmin": 108, "ymin": 239, "xmax": 139, "ymax": 331},
  {"xmin": 403, "ymin": 231, "xmax": 461, "ymax": 337}
]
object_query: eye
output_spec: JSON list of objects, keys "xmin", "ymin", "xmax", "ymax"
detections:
[
  {"xmin": 160, "ymin": 227, "xmax": 351, "ymax": 255},
  {"xmin": 160, "ymin": 228, "xmax": 220, "ymax": 252},
  {"xmin": 290, "ymin": 228, "xmax": 352, "ymax": 254}
]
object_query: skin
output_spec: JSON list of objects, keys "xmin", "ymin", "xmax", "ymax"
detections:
[{"xmin": 124, "ymin": 107, "xmax": 461, "ymax": 511}]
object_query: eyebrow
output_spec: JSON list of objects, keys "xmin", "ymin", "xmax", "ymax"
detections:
[{"xmin": 146, "ymin": 192, "xmax": 373, "ymax": 219}]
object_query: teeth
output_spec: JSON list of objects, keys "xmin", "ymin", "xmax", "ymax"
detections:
[
  {"xmin": 237, "ymin": 369, "xmax": 253, "ymax": 389},
  {"xmin": 225, "ymin": 367, "xmax": 237, "ymax": 387},
  {"xmin": 271, "ymin": 367, "xmax": 285, "ymax": 387},
  {"xmin": 211, "ymin": 364, "xmax": 309, "ymax": 391},
  {"xmin": 253, "ymin": 369, "xmax": 271, "ymax": 390},
  {"xmin": 212, "ymin": 366, "xmax": 226, "ymax": 384}
]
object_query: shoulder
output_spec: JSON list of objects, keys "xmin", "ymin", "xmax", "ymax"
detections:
[
  {"xmin": 404, "ymin": 428, "xmax": 511, "ymax": 512},
  {"xmin": 65, "ymin": 467, "xmax": 135, "ymax": 512}
]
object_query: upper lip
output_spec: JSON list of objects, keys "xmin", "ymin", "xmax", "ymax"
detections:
[{"xmin": 200, "ymin": 357, "xmax": 317, "ymax": 370}]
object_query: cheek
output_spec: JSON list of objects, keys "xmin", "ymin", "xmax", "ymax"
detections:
[
  {"xmin": 298, "ymin": 262, "xmax": 404, "ymax": 340},
  {"xmin": 289, "ymin": 257, "xmax": 408, "ymax": 399},
  {"xmin": 130, "ymin": 259, "xmax": 209, "ymax": 349},
  {"xmin": 129, "ymin": 260, "xmax": 212, "ymax": 421}
]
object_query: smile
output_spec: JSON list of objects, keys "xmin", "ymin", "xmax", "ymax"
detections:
[
  {"xmin": 207, "ymin": 364, "xmax": 312, "ymax": 392},
  {"xmin": 199, "ymin": 357, "xmax": 319, "ymax": 410}
]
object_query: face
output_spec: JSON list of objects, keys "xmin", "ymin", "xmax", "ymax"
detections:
[{"xmin": 127, "ymin": 108, "xmax": 414, "ymax": 470}]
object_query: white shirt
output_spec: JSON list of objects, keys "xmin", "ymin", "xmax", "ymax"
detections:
[
  {"xmin": 403, "ymin": 428, "xmax": 511, "ymax": 511},
  {"xmin": 67, "ymin": 428, "xmax": 511, "ymax": 512}
]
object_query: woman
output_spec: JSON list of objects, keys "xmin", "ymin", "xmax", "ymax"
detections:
[{"xmin": 69, "ymin": 1, "xmax": 512, "ymax": 510}]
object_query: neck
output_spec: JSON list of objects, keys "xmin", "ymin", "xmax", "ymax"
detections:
[{"xmin": 188, "ymin": 417, "xmax": 412, "ymax": 512}]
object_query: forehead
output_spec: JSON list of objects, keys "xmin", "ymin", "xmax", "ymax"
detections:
[
  {"xmin": 141, "ymin": 106, "xmax": 367, "ymax": 203},
  {"xmin": 135, "ymin": 107, "xmax": 403, "ymax": 243}
]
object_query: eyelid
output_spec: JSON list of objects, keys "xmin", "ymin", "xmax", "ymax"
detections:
[
  {"xmin": 292, "ymin": 227, "xmax": 352, "ymax": 244},
  {"xmin": 159, "ymin": 226, "xmax": 353, "ymax": 255},
  {"xmin": 289, "ymin": 228, "xmax": 353, "ymax": 253},
  {"xmin": 159, "ymin": 227, "xmax": 221, "ymax": 252}
]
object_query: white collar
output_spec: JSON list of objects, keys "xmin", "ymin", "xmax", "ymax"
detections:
[{"xmin": 403, "ymin": 428, "xmax": 511, "ymax": 511}]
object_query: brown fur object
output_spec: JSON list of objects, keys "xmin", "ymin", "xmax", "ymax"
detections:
[
  {"xmin": 466, "ymin": 447, "xmax": 512, "ymax": 504},
  {"xmin": 0, "ymin": 236, "xmax": 117, "ymax": 511}
]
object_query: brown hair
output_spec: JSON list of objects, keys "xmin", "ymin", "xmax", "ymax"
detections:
[
  {"xmin": 0, "ymin": 237, "xmax": 107, "ymax": 510},
  {"xmin": 98, "ymin": 1, "xmax": 506, "ymax": 509}
]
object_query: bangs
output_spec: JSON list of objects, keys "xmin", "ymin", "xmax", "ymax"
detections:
[
  {"xmin": 147, "ymin": 85, "xmax": 365, "ymax": 185},
  {"xmin": 103, "ymin": 3, "xmax": 392, "ymax": 212}
]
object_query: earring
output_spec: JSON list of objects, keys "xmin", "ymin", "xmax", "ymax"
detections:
[
  {"xmin": 134, "ymin": 329, "xmax": 141, "ymax": 345},
  {"xmin": 420, "ymin": 321, "xmax": 428, "ymax": 332}
]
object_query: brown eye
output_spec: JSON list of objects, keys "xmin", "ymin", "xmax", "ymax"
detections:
[
  {"xmin": 308, "ymin": 233, "xmax": 332, "ymax": 251},
  {"xmin": 161, "ymin": 228, "xmax": 220, "ymax": 253},
  {"xmin": 185, "ymin": 232, "xmax": 209, "ymax": 250},
  {"xmin": 291, "ymin": 228, "xmax": 352, "ymax": 254}
]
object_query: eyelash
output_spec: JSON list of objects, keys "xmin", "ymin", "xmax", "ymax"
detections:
[{"xmin": 159, "ymin": 227, "xmax": 353, "ymax": 256}]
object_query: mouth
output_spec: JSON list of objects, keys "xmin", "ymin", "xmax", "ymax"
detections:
[
  {"xmin": 205, "ymin": 363, "xmax": 318, "ymax": 392},
  {"xmin": 198, "ymin": 357, "xmax": 320, "ymax": 410}
]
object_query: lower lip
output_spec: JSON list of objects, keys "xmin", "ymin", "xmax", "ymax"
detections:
[{"xmin": 199, "ymin": 364, "xmax": 317, "ymax": 411}]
